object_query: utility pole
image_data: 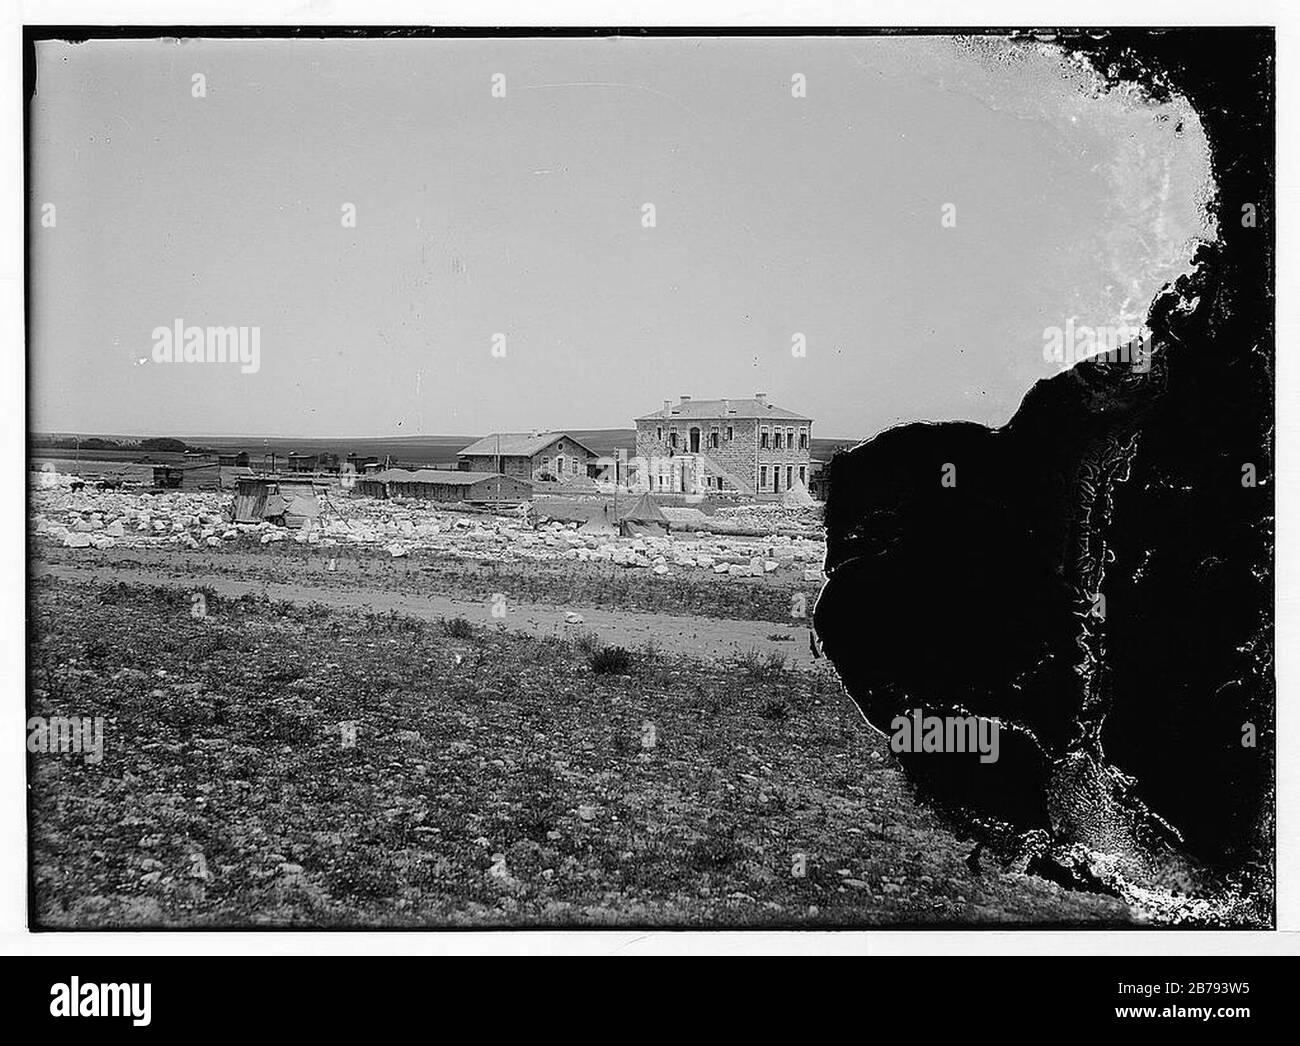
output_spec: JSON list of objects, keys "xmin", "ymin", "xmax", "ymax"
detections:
[{"xmin": 613, "ymin": 447, "xmax": 622, "ymax": 520}]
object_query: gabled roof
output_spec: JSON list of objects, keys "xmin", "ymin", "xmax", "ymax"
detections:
[
  {"xmin": 457, "ymin": 432, "xmax": 598, "ymax": 458},
  {"xmin": 635, "ymin": 398, "xmax": 811, "ymax": 422},
  {"xmin": 370, "ymin": 469, "xmax": 533, "ymax": 487}
]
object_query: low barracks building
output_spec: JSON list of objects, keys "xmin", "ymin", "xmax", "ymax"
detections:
[{"xmin": 634, "ymin": 394, "xmax": 813, "ymax": 495}]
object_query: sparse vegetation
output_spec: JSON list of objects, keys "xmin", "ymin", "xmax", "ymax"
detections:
[
  {"xmin": 45, "ymin": 542, "xmax": 822, "ymax": 626},
  {"xmin": 26, "ymin": 576, "xmax": 1136, "ymax": 928},
  {"xmin": 441, "ymin": 616, "xmax": 476, "ymax": 639},
  {"xmin": 589, "ymin": 645, "xmax": 634, "ymax": 675}
]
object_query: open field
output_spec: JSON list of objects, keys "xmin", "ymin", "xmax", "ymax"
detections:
[
  {"xmin": 28, "ymin": 577, "xmax": 1134, "ymax": 928},
  {"xmin": 26, "ymin": 468, "xmax": 1153, "ymax": 927}
]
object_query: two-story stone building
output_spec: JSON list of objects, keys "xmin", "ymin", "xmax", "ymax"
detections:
[{"xmin": 633, "ymin": 395, "xmax": 813, "ymax": 495}]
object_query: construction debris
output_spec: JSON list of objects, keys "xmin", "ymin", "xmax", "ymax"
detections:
[{"xmin": 29, "ymin": 468, "xmax": 827, "ymax": 577}]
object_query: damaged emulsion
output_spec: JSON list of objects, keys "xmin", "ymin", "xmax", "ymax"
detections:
[{"xmin": 812, "ymin": 30, "xmax": 1274, "ymax": 926}]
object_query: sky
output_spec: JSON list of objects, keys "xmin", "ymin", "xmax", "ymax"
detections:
[{"xmin": 28, "ymin": 34, "xmax": 1214, "ymax": 439}]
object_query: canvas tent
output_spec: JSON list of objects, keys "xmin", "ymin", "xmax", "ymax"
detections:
[
  {"xmin": 781, "ymin": 478, "xmax": 816, "ymax": 508},
  {"xmin": 577, "ymin": 506, "xmax": 618, "ymax": 537},
  {"xmin": 618, "ymin": 492, "xmax": 670, "ymax": 538},
  {"xmin": 280, "ymin": 489, "xmax": 322, "ymax": 530}
]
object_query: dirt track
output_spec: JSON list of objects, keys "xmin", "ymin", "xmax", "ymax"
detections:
[{"xmin": 33, "ymin": 552, "xmax": 825, "ymax": 667}]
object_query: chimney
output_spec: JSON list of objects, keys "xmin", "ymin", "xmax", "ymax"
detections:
[
  {"xmin": 722, "ymin": 398, "xmax": 732, "ymax": 415},
  {"xmin": 755, "ymin": 393, "xmax": 767, "ymax": 407},
  {"xmin": 680, "ymin": 395, "xmax": 691, "ymax": 403},
  {"xmin": 663, "ymin": 399, "xmax": 671, "ymax": 414}
]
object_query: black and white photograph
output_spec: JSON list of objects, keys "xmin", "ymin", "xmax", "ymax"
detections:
[{"xmin": 6, "ymin": 2, "xmax": 1291, "ymax": 982}]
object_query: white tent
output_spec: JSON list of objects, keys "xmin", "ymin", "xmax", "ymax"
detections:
[
  {"xmin": 782, "ymin": 479, "xmax": 815, "ymax": 508},
  {"xmin": 578, "ymin": 512, "xmax": 618, "ymax": 536}
]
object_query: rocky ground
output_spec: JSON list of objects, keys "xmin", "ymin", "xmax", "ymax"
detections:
[
  {"xmin": 28, "ymin": 579, "xmax": 1136, "ymax": 928},
  {"xmin": 26, "ymin": 466, "xmax": 1157, "ymax": 927},
  {"xmin": 30, "ymin": 470, "xmax": 828, "ymax": 582}
]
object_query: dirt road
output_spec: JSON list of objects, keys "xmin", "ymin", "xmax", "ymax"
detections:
[{"xmin": 33, "ymin": 555, "xmax": 825, "ymax": 667}]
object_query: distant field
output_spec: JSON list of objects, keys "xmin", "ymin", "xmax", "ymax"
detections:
[
  {"xmin": 29, "ymin": 455, "xmax": 176, "ymax": 484},
  {"xmin": 188, "ymin": 430, "xmax": 641, "ymax": 463},
  {"xmin": 33, "ymin": 431, "xmax": 863, "ymax": 468},
  {"xmin": 29, "ymin": 455, "xmax": 246, "ymax": 488},
  {"xmin": 29, "ymin": 448, "xmax": 184, "ymax": 465}
]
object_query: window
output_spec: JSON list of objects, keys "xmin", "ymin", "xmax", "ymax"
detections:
[
  {"xmin": 760, "ymin": 466, "xmax": 768, "ymax": 489},
  {"xmin": 760, "ymin": 430, "xmax": 770, "ymax": 449},
  {"xmin": 774, "ymin": 431, "xmax": 783, "ymax": 449},
  {"xmin": 670, "ymin": 432, "xmax": 678, "ymax": 450},
  {"xmin": 726, "ymin": 426, "xmax": 733, "ymax": 441},
  {"xmin": 656, "ymin": 427, "xmax": 663, "ymax": 441},
  {"xmin": 799, "ymin": 465, "xmax": 807, "ymax": 485},
  {"xmin": 786, "ymin": 466, "xmax": 793, "ymax": 489},
  {"xmin": 799, "ymin": 430, "xmax": 808, "ymax": 450},
  {"xmin": 787, "ymin": 429, "xmax": 795, "ymax": 449},
  {"xmin": 710, "ymin": 431, "xmax": 719, "ymax": 449},
  {"xmin": 557, "ymin": 456, "xmax": 565, "ymax": 475}
]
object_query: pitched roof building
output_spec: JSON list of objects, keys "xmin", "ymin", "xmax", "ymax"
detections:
[
  {"xmin": 633, "ymin": 394, "xmax": 813, "ymax": 496},
  {"xmin": 457, "ymin": 432, "xmax": 599, "ymax": 483}
]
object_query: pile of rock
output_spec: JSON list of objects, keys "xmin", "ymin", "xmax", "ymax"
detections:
[
  {"xmin": 712, "ymin": 503, "xmax": 824, "ymax": 535},
  {"xmin": 29, "ymin": 472, "xmax": 827, "ymax": 579},
  {"xmin": 30, "ymin": 473, "xmax": 236, "ymax": 551}
]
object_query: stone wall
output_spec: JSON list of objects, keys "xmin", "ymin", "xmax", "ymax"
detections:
[
  {"xmin": 636, "ymin": 417, "xmax": 767, "ymax": 492},
  {"xmin": 461, "ymin": 454, "xmax": 531, "ymax": 477},
  {"xmin": 462, "ymin": 438, "xmax": 597, "ymax": 481}
]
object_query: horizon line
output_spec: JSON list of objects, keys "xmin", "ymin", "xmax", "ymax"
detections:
[{"xmin": 29, "ymin": 429, "xmax": 868, "ymax": 444}]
